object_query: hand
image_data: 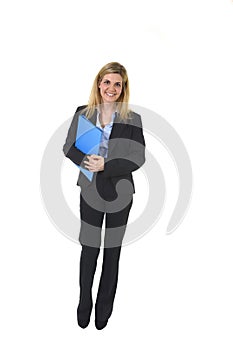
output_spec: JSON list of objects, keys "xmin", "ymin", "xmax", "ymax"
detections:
[{"xmin": 84, "ymin": 155, "xmax": 105, "ymax": 172}]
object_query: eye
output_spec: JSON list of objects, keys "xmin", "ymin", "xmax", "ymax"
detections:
[
  {"xmin": 115, "ymin": 82, "xmax": 122, "ymax": 87},
  {"xmin": 103, "ymin": 80, "xmax": 110, "ymax": 85}
]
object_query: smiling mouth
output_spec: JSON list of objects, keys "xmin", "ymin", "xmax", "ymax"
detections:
[{"xmin": 106, "ymin": 92, "xmax": 116, "ymax": 97}]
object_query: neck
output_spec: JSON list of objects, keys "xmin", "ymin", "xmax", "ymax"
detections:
[{"xmin": 100, "ymin": 103, "xmax": 115, "ymax": 115}]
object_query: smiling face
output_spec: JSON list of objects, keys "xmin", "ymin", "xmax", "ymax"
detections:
[{"xmin": 98, "ymin": 73, "xmax": 123, "ymax": 104}]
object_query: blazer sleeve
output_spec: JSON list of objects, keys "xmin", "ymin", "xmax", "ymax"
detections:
[
  {"xmin": 103, "ymin": 114, "xmax": 146, "ymax": 177},
  {"xmin": 63, "ymin": 106, "xmax": 87, "ymax": 166}
]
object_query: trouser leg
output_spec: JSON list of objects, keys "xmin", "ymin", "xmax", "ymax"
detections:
[
  {"xmin": 95, "ymin": 246, "xmax": 122, "ymax": 321},
  {"xmin": 77, "ymin": 245, "xmax": 100, "ymax": 321},
  {"xmin": 78, "ymin": 193, "xmax": 104, "ymax": 321},
  {"xmin": 95, "ymin": 196, "xmax": 133, "ymax": 321},
  {"xmin": 79, "ymin": 193, "xmax": 104, "ymax": 248}
]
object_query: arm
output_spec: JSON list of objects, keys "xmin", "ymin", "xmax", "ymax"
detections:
[
  {"xmin": 63, "ymin": 106, "xmax": 87, "ymax": 166},
  {"xmin": 103, "ymin": 114, "xmax": 146, "ymax": 177}
]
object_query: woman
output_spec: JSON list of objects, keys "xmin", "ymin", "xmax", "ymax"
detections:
[{"xmin": 63, "ymin": 62, "xmax": 146, "ymax": 330}]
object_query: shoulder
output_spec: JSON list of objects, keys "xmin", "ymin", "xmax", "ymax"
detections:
[
  {"xmin": 127, "ymin": 110, "xmax": 143, "ymax": 128},
  {"xmin": 75, "ymin": 105, "xmax": 88, "ymax": 114},
  {"xmin": 68, "ymin": 105, "xmax": 88, "ymax": 127}
]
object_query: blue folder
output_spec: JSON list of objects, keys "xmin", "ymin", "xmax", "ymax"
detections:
[{"xmin": 75, "ymin": 114, "xmax": 103, "ymax": 181}]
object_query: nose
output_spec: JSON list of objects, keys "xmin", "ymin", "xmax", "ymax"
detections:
[{"xmin": 108, "ymin": 83, "xmax": 116, "ymax": 91}]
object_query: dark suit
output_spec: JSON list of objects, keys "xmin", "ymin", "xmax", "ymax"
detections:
[{"xmin": 63, "ymin": 105, "xmax": 146, "ymax": 325}]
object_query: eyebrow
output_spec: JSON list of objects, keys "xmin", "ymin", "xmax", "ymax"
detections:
[{"xmin": 103, "ymin": 79, "xmax": 122, "ymax": 84}]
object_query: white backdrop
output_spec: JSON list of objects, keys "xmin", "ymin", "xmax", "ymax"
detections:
[{"xmin": 1, "ymin": 0, "xmax": 233, "ymax": 349}]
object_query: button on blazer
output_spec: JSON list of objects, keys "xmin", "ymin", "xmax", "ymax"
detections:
[{"xmin": 63, "ymin": 105, "xmax": 146, "ymax": 201}]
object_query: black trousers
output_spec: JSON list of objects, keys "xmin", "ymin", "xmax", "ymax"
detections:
[{"xmin": 77, "ymin": 191, "xmax": 133, "ymax": 322}]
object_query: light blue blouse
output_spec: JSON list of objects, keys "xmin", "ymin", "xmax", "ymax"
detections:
[{"xmin": 96, "ymin": 112, "xmax": 116, "ymax": 158}]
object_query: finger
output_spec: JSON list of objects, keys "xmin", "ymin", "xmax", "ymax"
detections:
[
  {"xmin": 85, "ymin": 165, "xmax": 94, "ymax": 172},
  {"xmin": 84, "ymin": 161, "xmax": 91, "ymax": 166},
  {"xmin": 87, "ymin": 155, "xmax": 96, "ymax": 161},
  {"xmin": 90, "ymin": 154, "xmax": 101, "ymax": 160},
  {"xmin": 84, "ymin": 159, "xmax": 96, "ymax": 165}
]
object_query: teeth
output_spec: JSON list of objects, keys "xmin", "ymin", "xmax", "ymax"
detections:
[{"xmin": 106, "ymin": 93, "xmax": 115, "ymax": 96}]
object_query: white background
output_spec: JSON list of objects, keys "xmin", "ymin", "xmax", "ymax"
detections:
[{"xmin": 1, "ymin": 0, "xmax": 233, "ymax": 348}]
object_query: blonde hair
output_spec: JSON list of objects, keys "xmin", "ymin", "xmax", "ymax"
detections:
[{"xmin": 84, "ymin": 62, "xmax": 131, "ymax": 121}]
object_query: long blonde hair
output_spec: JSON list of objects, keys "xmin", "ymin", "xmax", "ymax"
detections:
[{"xmin": 84, "ymin": 62, "xmax": 131, "ymax": 121}]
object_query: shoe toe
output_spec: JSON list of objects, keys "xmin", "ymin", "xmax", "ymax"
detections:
[
  {"xmin": 78, "ymin": 318, "xmax": 90, "ymax": 329},
  {"xmin": 95, "ymin": 319, "xmax": 108, "ymax": 330}
]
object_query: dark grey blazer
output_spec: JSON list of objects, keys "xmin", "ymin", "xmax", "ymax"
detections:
[{"xmin": 63, "ymin": 105, "xmax": 146, "ymax": 201}]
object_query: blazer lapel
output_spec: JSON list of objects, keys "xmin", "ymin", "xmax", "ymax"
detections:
[
  {"xmin": 108, "ymin": 112, "xmax": 126, "ymax": 156},
  {"xmin": 87, "ymin": 108, "xmax": 98, "ymax": 125}
]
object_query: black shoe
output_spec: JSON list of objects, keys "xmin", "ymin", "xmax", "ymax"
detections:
[
  {"xmin": 95, "ymin": 319, "xmax": 108, "ymax": 330},
  {"xmin": 77, "ymin": 306, "xmax": 91, "ymax": 329},
  {"xmin": 77, "ymin": 299, "xmax": 92, "ymax": 329},
  {"xmin": 77, "ymin": 317, "xmax": 90, "ymax": 329}
]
